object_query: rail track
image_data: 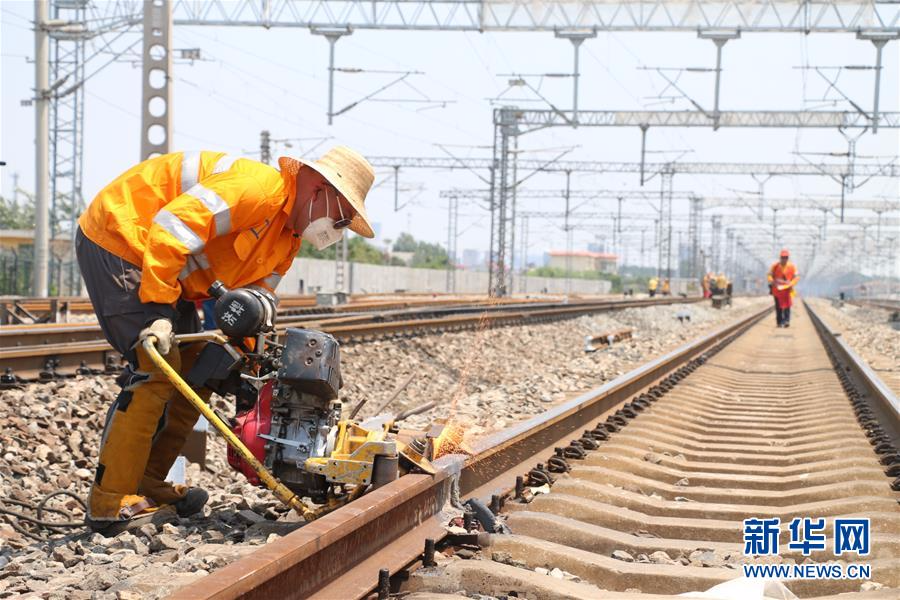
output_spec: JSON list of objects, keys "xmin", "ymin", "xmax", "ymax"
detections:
[
  {"xmin": 847, "ymin": 298, "xmax": 900, "ymax": 314},
  {"xmin": 0, "ymin": 293, "xmax": 559, "ymax": 324},
  {"xmin": 166, "ymin": 300, "xmax": 899, "ymax": 599},
  {"xmin": 0, "ymin": 296, "xmax": 700, "ymax": 383}
]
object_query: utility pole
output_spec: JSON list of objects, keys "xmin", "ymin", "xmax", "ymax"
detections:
[
  {"xmin": 392, "ymin": 166, "xmax": 401, "ymax": 211},
  {"xmin": 657, "ymin": 168, "xmax": 674, "ymax": 279},
  {"xmin": 711, "ymin": 215, "xmax": 722, "ymax": 272},
  {"xmin": 260, "ymin": 130, "xmax": 271, "ymax": 164},
  {"xmin": 698, "ymin": 30, "xmax": 741, "ymax": 130},
  {"xmin": 676, "ymin": 231, "xmax": 683, "ymax": 277},
  {"xmin": 554, "ymin": 30, "xmax": 597, "ymax": 125},
  {"xmin": 771, "ymin": 207, "xmax": 781, "ymax": 247},
  {"xmin": 564, "ymin": 170, "xmax": 572, "ymax": 295},
  {"xmin": 688, "ymin": 197, "xmax": 703, "ymax": 282},
  {"xmin": 33, "ymin": 0, "xmax": 50, "ymax": 297},
  {"xmin": 335, "ymin": 235, "xmax": 348, "ymax": 292},
  {"xmin": 614, "ymin": 196, "xmax": 623, "ymax": 259},
  {"xmin": 140, "ymin": 0, "xmax": 173, "ymax": 160},
  {"xmin": 445, "ymin": 196, "xmax": 458, "ymax": 293},
  {"xmin": 725, "ymin": 228, "xmax": 735, "ymax": 276},
  {"xmin": 313, "ymin": 28, "xmax": 352, "ymax": 125},
  {"xmin": 509, "ymin": 135, "xmax": 519, "ymax": 293},
  {"xmin": 640, "ymin": 228, "xmax": 646, "ymax": 269},
  {"xmin": 490, "ymin": 108, "xmax": 516, "ymax": 296},
  {"xmin": 520, "ymin": 214, "xmax": 529, "ymax": 293}
]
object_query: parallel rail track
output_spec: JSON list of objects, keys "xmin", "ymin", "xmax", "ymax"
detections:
[
  {"xmin": 0, "ymin": 296, "xmax": 700, "ymax": 382},
  {"xmin": 168, "ymin": 301, "xmax": 899, "ymax": 599},
  {"xmin": 847, "ymin": 298, "xmax": 900, "ymax": 313},
  {"xmin": 0, "ymin": 293, "xmax": 563, "ymax": 324}
]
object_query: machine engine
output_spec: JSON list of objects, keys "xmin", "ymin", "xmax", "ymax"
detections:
[
  {"xmin": 191, "ymin": 281, "xmax": 406, "ymax": 506},
  {"xmin": 229, "ymin": 328, "xmax": 344, "ymax": 502}
]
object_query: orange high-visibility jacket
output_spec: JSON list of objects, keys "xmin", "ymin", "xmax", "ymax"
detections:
[
  {"xmin": 767, "ymin": 261, "xmax": 799, "ymax": 304},
  {"xmin": 79, "ymin": 151, "xmax": 301, "ymax": 305}
]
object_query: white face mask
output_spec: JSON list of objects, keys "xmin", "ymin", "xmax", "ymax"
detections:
[{"xmin": 301, "ymin": 188, "xmax": 346, "ymax": 250}]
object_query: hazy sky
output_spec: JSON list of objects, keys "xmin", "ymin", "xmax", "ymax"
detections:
[{"xmin": 2, "ymin": 1, "xmax": 898, "ymax": 275}]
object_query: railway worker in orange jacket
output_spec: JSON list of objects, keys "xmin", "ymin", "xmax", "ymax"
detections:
[
  {"xmin": 767, "ymin": 249, "xmax": 799, "ymax": 328},
  {"xmin": 76, "ymin": 147, "xmax": 375, "ymax": 535}
]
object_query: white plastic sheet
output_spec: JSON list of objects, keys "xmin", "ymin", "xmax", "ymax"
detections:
[{"xmin": 679, "ymin": 577, "xmax": 798, "ymax": 600}]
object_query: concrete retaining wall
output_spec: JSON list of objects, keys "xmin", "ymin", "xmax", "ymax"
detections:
[{"xmin": 280, "ymin": 258, "xmax": 612, "ymax": 295}]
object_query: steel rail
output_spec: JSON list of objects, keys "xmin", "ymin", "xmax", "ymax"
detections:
[
  {"xmin": 805, "ymin": 299, "xmax": 900, "ymax": 445},
  {"xmin": 847, "ymin": 298, "xmax": 900, "ymax": 312},
  {"xmin": 168, "ymin": 304, "xmax": 771, "ymax": 600},
  {"xmin": 403, "ymin": 303, "xmax": 900, "ymax": 596},
  {"xmin": 0, "ymin": 296, "xmax": 579, "ymax": 347},
  {"xmin": 0, "ymin": 293, "xmax": 513, "ymax": 324},
  {"xmin": 0, "ymin": 297, "xmax": 702, "ymax": 382}
]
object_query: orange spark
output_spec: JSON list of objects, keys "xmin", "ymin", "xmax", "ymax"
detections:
[{"xmin": 431, "ymin": 420, "xmax": 475, "ymax": 459}]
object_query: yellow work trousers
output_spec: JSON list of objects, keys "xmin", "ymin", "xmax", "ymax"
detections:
[{"xmin": 88, "ymin": 343, "xmax": 207, "ymax": 521}]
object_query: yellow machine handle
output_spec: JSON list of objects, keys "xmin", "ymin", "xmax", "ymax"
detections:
[{"xmin": 141, "ymin": 337, "xmax": 318, "ymax": 521}]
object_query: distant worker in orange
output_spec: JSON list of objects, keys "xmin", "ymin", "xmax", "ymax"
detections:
[
  {"xmin": 716, "ymin": 272, "xmax": 728, "ymax": 292},
  {"xmin": 661, "ymin": 278, "xmax": 671, "ymax": 296},
  {"xmin": 701, "ymin": 273, "xmax": 710, "ymax": 298},
  {"xmin": 767, "ymin": 249, "xmax": 800, "ymax": 328}
]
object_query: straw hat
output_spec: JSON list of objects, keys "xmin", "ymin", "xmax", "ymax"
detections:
[{"xmin": 279, "ymin": 146, "xmax": 376, "ymax": 238}]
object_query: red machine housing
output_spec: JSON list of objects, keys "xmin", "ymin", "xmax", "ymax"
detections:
[{"xmin": 227, "ymin": 380, "xmax": 273, "ymax": 485}]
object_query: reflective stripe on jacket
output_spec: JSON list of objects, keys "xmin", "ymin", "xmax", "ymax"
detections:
[
  {"xmin": 78, "ymin": 151, "xmax": 300, "ymax": 305},
  {"xmin": 768, "ymin": 261, "xmax": 799, "ymax": 304},
  {"xmin": 768, "ymin": 261, "xmax": 799, "ymax": 287}
]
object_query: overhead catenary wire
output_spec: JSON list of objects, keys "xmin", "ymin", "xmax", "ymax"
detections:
[{"xmin": 180, "ymin": 28, "xmax": 487, "ymax": 147}]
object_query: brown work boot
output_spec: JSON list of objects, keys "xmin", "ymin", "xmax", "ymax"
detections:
[
  {"xmin": 173, "ymin": 487, "xmax": 208, "ymax": 518},
  {"xmin": 85, "ymin": 500, "xmax": 178, "ymax": 538}
]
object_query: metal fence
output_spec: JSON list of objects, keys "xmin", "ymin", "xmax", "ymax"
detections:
[{"xmin": 0, "ymin": 249, "xmax": 82, "ymax": 296}]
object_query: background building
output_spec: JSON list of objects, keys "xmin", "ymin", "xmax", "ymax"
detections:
[{"xmin": 546, "ymin": 251, "xmax": 618, "ymax": 274}]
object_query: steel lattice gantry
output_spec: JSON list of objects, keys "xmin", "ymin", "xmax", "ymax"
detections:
[
  {"xmin": 485, "ymin": 104, "xmax": 900, "ymax": 294},
  {"xmin": 371, "ymin": 156, "xmax": 900, "ymax": 177},
  {"xmin": 35, "ymin": 1, "xmax": 900, "ymax": 297},
  {"xmin": 170, "ymin": 1, "xmax": 900, "ymax": 33},
  {"xmin": 48, "ymin": 1, "xmax": 86, "ymax": 240},
  {"xmin": 511, "ymin": 109, "xmax": 900, "ymax": 131},
  {"xmin": 391, "ymin": 155, "xmax": 899, "ymax": 293},
  {"xmin": 440, "ymin": 188, "xmax": 899, "ymax": 214}
]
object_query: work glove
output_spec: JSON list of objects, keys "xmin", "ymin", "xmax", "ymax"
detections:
[{"xmin": 139, "ymin": 318, "xmax": 175, "ymax": 355}]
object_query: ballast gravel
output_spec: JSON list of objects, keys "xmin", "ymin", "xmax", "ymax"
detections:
[
  {"xmin": 0, "ymin": 297, "xmax": 766, "ymax": 599},
  {"xmin": 808, "ymin": 299, "xmax": 900, "ymax": 396}
]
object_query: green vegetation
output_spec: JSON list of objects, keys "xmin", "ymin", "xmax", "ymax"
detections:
[
  {"xmin": 527, "ymin": 266, "xmax": 601, "ymax": 280},
  {"xmin": 298, "ymin": 235, "xmax": 388, "ymax": 265},
  {"xmin": 298, "ymin": 231, "xmax": 449, "ymax": 270},
  {"xmin": 525, "ymin": 265, "xmax": 660, "ymax": 293},
  {"xmin": 392, "ymin": 232, "xmax": 417, "ymax": 252},
  {"xmin": 0, "ymin": 194, "xmax": 35, "ymax": 229},
  {"xmin": 392, "ymin": 232, "xmax": 449, "ymax": 269},
  {"xmin": 526, "ymin": 266, "xmax": 626, "ymax": 292}
]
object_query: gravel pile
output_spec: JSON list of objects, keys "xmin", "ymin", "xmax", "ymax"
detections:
[
  {"xmin": 348, "ymin": 297, "xmax": 767, "ymax": 437},
  {"xmin": 0, "ymin": 378, "xmax": 302, "ymax": 598},
  {"xmin": 808, "ymin": 299, "xmax": 900, "ymax": 395},
  {"xmin": 0, "ymin": 297, "xmax": 765, "ymax": 599}
]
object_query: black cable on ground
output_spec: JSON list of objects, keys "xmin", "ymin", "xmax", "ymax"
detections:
[{"xmin": 0, "ymin": 490, "xmax": 86, "ymax": 541}]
